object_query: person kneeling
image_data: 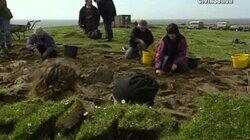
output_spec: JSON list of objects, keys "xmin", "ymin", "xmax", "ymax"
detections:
[
  {"xmin": 79, "ymin": 0, "xmax": 101, "ymax": 39},
  {"xmin": 26, "ymin": 27, "xmax": 57, "ymax": 59},
  {"xmin": 113, "ymin": 73, "xmax": 159, "ymax": 106},
  {"xmin": 155, "ymin": 23, "xmax": 188, "ymax": 75},
  {"xmin": 125, "ymin": 20, "xmax": 154, "ymax": 59}
]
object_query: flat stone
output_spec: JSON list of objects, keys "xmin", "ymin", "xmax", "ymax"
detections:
[
  {"xmin": 84, "ymin": 65, "xmax": 114, "ymax": 84},
  {"xmin": 197, "ymin": 83, "xmax": 219, "ymax": 93}
]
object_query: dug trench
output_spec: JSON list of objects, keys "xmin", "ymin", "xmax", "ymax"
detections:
[{"xmin": 0, "ymin": 46, "xmax": 249, "ymax": 139}]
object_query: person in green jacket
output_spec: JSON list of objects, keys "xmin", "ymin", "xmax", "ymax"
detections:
[
  {"xmin": 79, "ymin": 0, "xmax": 100, "ymax": 34},
  {"xmin": 0, "ymin": 0, "xmax": 13, "ymax": 55}
]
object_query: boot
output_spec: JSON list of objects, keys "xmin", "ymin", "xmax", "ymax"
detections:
[{"xmin": 7, "ymin": 44, "xmax": 13, "ymax": 50}]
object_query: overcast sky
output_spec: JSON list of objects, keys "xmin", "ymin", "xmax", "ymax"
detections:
[{"xmin": 7, "ymin": 0, "xmax": 250, "ymax": 20}]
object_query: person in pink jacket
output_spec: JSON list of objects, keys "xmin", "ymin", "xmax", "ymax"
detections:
[{"xmin": 155, "ymin": 23, "xmax": 188, "ymax": 75}]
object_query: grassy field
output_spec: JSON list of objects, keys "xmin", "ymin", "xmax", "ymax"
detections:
[
  {"xmin": 17, "ymin": 25, "xmax": 250, "ymax": 60},
  {"xmin": 1, "ymin": 25, "xmax": 249, "ymax": 139}
]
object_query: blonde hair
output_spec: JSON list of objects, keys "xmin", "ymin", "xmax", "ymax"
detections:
[{"xmin": 34, "ymin": 27, "xmax": 45, "ymax": 37}]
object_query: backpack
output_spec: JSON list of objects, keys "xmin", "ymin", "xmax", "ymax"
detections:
[
  {"xmin": 113, "ymin": 73, "xmax": 159, "ymax": 106},
  {"xmin": 87, "ymin": 30, "xmax": 102, "ymax": 39}
]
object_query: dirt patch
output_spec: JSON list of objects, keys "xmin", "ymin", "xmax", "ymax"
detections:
[
  {"xmin": 30, "ymin": 59, "xmax": 80, "ymax": 100},
  {"xmin": 0, "ymin": 47, "xmax": 248, "ymax": 122}
]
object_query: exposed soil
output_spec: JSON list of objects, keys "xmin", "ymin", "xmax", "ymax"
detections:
[{"xmin": 0, "ymin": 46, "xmax": 249, "ymax": 123}]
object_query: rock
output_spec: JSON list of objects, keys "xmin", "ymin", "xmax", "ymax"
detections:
[
  {"xmin": 158, "ymin": 90, "xmax": 176, "ymax": 97},
  {"xmin": 211, "ymin": 64, "xmax": 222, "ymax": 68},
  {"xmin": 166, "ymin": 109, "xmax": 191, "ymax": 120},
  {"xmin": 7, "ymin": 60, "xmax": 27, "ymax": 70},
  {"xmin": 197, "ymin": 83, "xmax": 219, "ymax": 93},
  {"xmin": 14, "ymin": 75, "xmax": 31, "ymax": 85},
  {"xmin": 84, "ymin": 65, "xmax": 114, "ymax": 84}
]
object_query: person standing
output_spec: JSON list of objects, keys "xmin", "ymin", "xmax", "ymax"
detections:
[
  {"xmin": 94, "ymin": 0, "xmax": 116, "ymax": 42},
  {"xmin": 0, "ymin": 0, "xmax": 13, "ymax": 55}
]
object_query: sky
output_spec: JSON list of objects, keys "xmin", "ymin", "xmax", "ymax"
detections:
[{"xmin": 6, "ymin": 0, "xmax": 250, "ymax": 20}]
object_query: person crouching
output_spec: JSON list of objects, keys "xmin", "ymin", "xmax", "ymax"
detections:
[
  {"xmin": 125, "ymin": 20, "xmax": 154, "ymax": 59},
  {"xmin": 26, "ymin": 27, "xmax": 57, "ymax": 59},
  {"xmin": 79, "ymin": 0, "xmax": 101, "ymax": 39},
  {"xmin": 155, "ymin": 23, "xmax": 188, "ymax": 75}
]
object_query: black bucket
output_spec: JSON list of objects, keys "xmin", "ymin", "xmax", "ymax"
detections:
[
  {"xmin": 188, "ymin": 57, "xmax": 201, "ymax": 69},
  {"xmin": 64, "ymin": 45, "xmax": 78, "ymax": 59}
]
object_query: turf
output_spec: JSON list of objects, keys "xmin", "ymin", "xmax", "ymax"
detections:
[{"xmin": 173, "ymin": 93, "xmax": 250, "ymax": 140}]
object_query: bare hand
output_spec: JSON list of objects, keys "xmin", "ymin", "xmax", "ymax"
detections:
[
  {"xmin": 171, "ymin": 64, "xmax": 178, "ymax": 71},
  {"xmin": 42, "ymin": 53, "xmax": 48, "ymax": 59},
  {"xmin": 156, "ymin": 70, "xmax": 164, "ymax": 76}
]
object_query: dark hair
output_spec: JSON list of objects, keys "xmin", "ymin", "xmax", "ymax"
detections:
[
  {"xmin": 139, "ymin": 20, "xmax": 148, "ymax": 27},
  {"xmin": 166, "ymin": 23, "xmax": 179, "ymax": 34}
]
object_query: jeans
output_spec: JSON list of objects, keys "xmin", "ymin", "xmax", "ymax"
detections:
[
  {"xmin": 125, "ymin": 42, "xmax": 148, "ymax": 59},
  {"xmin": 103, "ymin": 17, "xmax": 113, "ymax": 40},
  {"xmin": 0, "ymin": 18, "xmax": 12, "ymax": 46},
  {"xmin": 162, "ymin": 56, "xmax": 188, "ymax": 73}
]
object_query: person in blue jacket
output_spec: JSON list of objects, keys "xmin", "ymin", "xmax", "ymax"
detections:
[{"xmin": 26, "ymin": 27, "xmax": 57, "ymax": 59}]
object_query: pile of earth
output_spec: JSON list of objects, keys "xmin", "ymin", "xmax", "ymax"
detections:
[{"xmin": 0, "ymin": 46, "xmax": 249, "ymax": 120}]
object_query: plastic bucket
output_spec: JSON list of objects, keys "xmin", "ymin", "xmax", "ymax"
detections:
[
  {"xmin": 188, "ymin": 57, "xmax": 201, "ymax": 69},
  {"xmin": 64, "ymin": 45, "xmax": 78, "ymax": 59},
  {"xmin": 231, "ymin": 54, "xmax": 250, "ymax": 69},
  {"xmin": 142, "ymin": 51, "xmax": 155, "ymax": 65}
]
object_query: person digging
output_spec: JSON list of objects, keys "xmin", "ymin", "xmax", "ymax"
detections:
[
  {"xmin": 155, "ymin": 23, "xmax": 189, "ymax": 75},
  {"xmin": 113, "ymin": 73, "xmax": 159, "ymax": 106},
  {"xmin": 125, "ymin": 20, "xmax": 154, "ymax": 59},
  {"xmin": 26, "ymin": 27, "xmax": 57, "ymax": 60}
]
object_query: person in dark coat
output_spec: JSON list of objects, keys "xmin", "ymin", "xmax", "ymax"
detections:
[
  {"xmin": 0, "ymin": 0, "xmax": 13, "ymax": 55},
  {"xmin": 94, "ymin": 0, "xmax": 116, "ymax": 42},
  {"xmin": 155, "ymin": 23, "xmax": 189, "ymax": 75},
  {"xmin": 113, "ymin": 73, "xmax": 159, "ymax": 106},
  {"xmin": 125, "ymin": 20, "xmax": 154, "ymax": 59},
  {"xmin": 79, "ymin": 0, "xmax": 100, "ymax": 34}
]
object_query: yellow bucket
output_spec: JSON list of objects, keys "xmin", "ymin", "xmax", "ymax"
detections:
[
  {"xmin": 231, "ymin": 54, "xmax": 250, "ymax": 69},
  {"xmin": 142, "ymin": 51, "xmax": 155, "ymax": 65}
]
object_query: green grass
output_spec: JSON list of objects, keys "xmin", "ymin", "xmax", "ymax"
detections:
[
  {"xmin": 76, "ymin": 104, "xmax": 177, "ymax": 139},
  {"xmin": 173, "ymin": 93, "xmax": 250, "ymax": 140},
  {"xmin": 0, "ymin": 87, "xmax": 9, "ymax": 95},
  {"xmin": 76, "ymin": 104, "xmax": 121, "ymax": 140},
  {"xmin": 12, "ymin": 99, "xmax": 73, "ymax": 139},
  {"xmin": 119, "ymin": 105, "xmax": 176, "ymax": 131},
  {"xmin": 0, "ymin": 99, "xmax": 43, "ymax": 126},
  {"xmin": 17, "ymin": 25, "xmax": 250, "ymax": 60}
]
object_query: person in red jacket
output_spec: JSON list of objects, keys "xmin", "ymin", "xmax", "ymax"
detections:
[{"xmin": 155, "ymin": 23, "xmax": 189, "ymax": 75}]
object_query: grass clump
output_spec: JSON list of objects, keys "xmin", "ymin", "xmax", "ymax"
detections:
[
  {"xmin": 55, "ymin": 99, "xmax": 85, "ymax": 134},
  {"xmin": 175, "ymin": 93, "xmax": 250, "ymax": 140},
  {"xmin": 12, "ymin": 99, "xmax": 73, "ymax": 139},
  {"xmin": 76, "ymin": 104, "xmax": 123, "ymax": 140},
  {"xmin": 0, "ymin": 99, "xmax": 43, "ymax": 126},
  {"xmin": 0, "ymin": 87, "xmax": 8, "ymax": 95},
  {"xmin": 118, "ymin": 105, "xmax": 177, "ymax": 140},
  {"xmin": 119, "ymin": 105, "xmax": 176, "ymax": 131}
]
